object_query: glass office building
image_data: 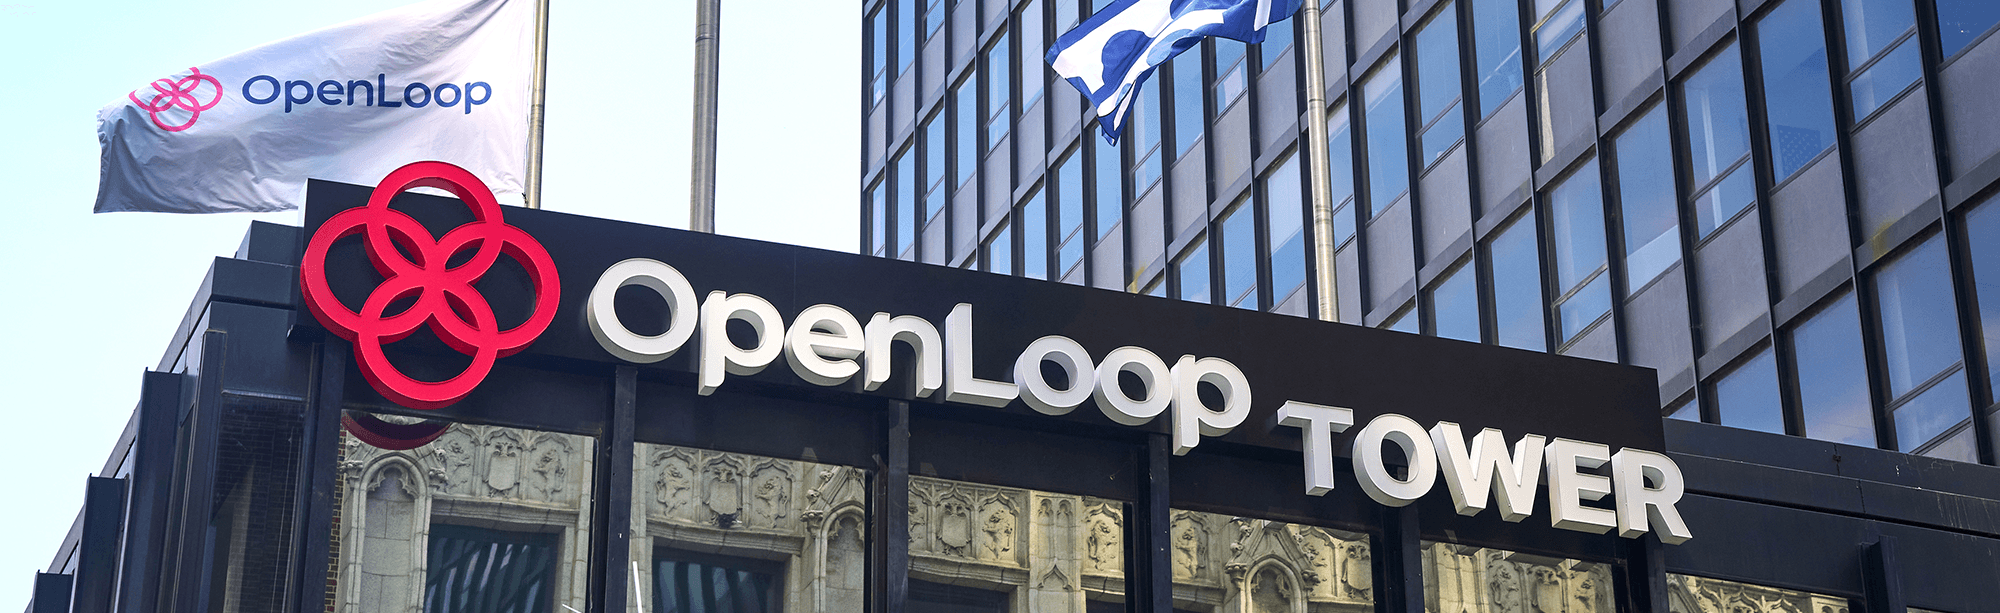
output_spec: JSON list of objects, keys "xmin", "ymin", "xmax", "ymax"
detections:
[{"xmin": 861, "ymin": 0, "xmax": 2000, "ymax": 466}]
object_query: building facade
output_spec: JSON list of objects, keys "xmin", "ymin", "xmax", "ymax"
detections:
[{"xmin": 859, "ymin": 0, "xmax": 2000, "ymax": 466}]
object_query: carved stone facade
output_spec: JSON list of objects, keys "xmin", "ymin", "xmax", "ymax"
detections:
[
  {"xmin": 1171, "ymin": 510, "xmax": 1375, "ymax": 613},
  {"xmin": 631, "ymin": 443, "xmax": 870, "ymax": 613},
  {"xmin": 1421, "ymin": 544, "xmax": 1615, "ymax": 613},
  {"xmin": 335, "ymin": 425, "xmax": 596, "ymax": 613},
  {"xmin": 1664, "ymin": 574, "xmax": 1851, "ymax": 613},
  {"xmin": 906, "ymin": 476, "xmax": 1121, "ymax": 611}
]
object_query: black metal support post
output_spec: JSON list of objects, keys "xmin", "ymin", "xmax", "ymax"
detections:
[
  {"xmin": 31, "ymin": 573, "xmax": 74, "ymax": 613},
  {"xmin": 1623, "ymin": 535, "xmax": 1670, "ymax": 613},
  {"xmin": 71, "ymin": 476, "xmax": 129, "ymax": 613},
  {"xmin": 169, "ymin": 331, "xmax": 229, "ymax": 613},
  {"xmin": 291, "ymin": 342, "xmax": 347, "ymax": 613},
  {"xmin": 1129, "ymin": 434, "xmax": 1172, "ymax": 613},
  {"xmin": 1377, "ymin": 505, "xmax": 1424, "ymax": 613},
  {"xmin": 119, "ymin": 370, "xmax": 185, "ymax": 613},
  {"xmin": 591, "ymin": 366, "xmax": 638, "ymax": 613},
  {"xmin": 871, "ymin": 401, "xmax": 910, "ymax": 613},
  {"xmin": 1863, "ymin": 536, "xmax": 1906, "ymax": 613}
]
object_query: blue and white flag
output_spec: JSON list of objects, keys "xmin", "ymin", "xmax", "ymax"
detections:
[{"xmin": 1047, "ymin": 0, "xmax": 1302, "ymax": 144}]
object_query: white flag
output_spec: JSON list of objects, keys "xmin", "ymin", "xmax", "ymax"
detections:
[{"xmin": 94, "ymin": 0, "xmax": 535, "ymax": 213}]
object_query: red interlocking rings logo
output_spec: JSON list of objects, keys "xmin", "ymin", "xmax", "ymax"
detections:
[
  {"xmin": 301, "ymin": 161, "xmax": 561, "ymax": 410},
  {"xmin": 128, "ymin": 67, "xmax": 223, "ymax": 132}
]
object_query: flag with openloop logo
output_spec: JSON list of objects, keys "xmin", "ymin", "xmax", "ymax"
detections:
[{"xmin": 1047, "ymin": 0, "xmax": 1302, "ymax": 144}]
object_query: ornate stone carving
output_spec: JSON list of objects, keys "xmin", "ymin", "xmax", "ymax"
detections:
[
  {"xmin": 1666, "ymin": 574, "xmax": 1845, "ymax": 613},
  {"xmin": 1170, "ymin": 511, "xmax": 1206, "ymax": 581},
  {"xmin": 976, "ymin": 494, "xmax": 1017, "ymax": 562},
  {"xmin": 483, "ymin": 429, "xmax": 523, "ymax": 496},
  {"xmin": 1083, "ymin": 503, "xmax": 1122, "ymax": 574},
  {"xmin": 1339, "ymin": 539, "xmax": 1372, "ymax": 597},
  {"xmin": 1249, "ymin": 565, "xmax": 1295, "ymax": 613},
  {"xmin": 424, "ymin": 428, "xmax": 476, "ymax": 495},
  {"xmin": 1530, "ymin": 564, "xmax": 1564, "ymax": 613},
  {"xmin": 702, "ymin": 453, "xmax": 745, "ymax": 525},
  {"xmin": 746, "ymin": 459, "xmax": 793, "ymax": 529},
  {"xmin": 1487, "ymin": 555, "xmax": 1525, "ymax": 613},
  {"xmin": 937, "ymin": 488, "xmax": 974, "ymax": 556},
  {"xmin": 652, "ymin": 447, "xmax": 700, "ymax": 522},
  {"xmin": 524, "ymin": 433, "xmax": 572, "ymax": 502}
]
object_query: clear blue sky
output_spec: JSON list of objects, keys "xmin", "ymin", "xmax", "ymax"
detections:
[{"xmin": 0, "ymin": 0, "xmax": 858, "ymax": 605}]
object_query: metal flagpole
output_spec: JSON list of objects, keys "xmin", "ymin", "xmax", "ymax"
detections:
[
  {"xmin": 690, "ymin": 0, "xmax": 721, "ymax": 233},
  {"xmin": 1299, "ymin": 1, "xmax": 1338, "ymax": 322},
  {"xmin": 524, "ymin": 0, "xmax": 552, "ymax": 210}
]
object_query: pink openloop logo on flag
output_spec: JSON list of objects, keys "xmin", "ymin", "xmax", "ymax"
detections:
[{"xmin": 128, "ymin": 67, "xmax": 223, "ymax": 132}]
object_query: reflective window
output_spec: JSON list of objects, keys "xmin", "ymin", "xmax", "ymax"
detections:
[
  {"xmin": 898, "ymin": 0, "xmax": 916, "ymax": 74},
  {"xmin": 1329, "ymin": 106, "xmax": 1357, "ymax": 245},
  {"xmin": 927, "ymin": 0, "xmax": 946, "ymax": 38},
  {"xmin": 650, "ymin": 551, "xmax": 781, "ymax": 613},
  {"xmin": 985, "ymin": 224, "xmax": 1013, "ymax": 275},
  {"xmin": 1788, "ymin": 292, "xmax": 1879, "ymax": 447},
  {"xmin": 1057, "ymin": 151, "xmax": 1087, "ymax": 278},
  {"xmin": 1842, "ymin": 0, "xmax": 1922, "ymax": 120},
  {"xmin": 1667, "ymin": 575, "xmax": 1852, "ymax": 613},
  {"xmin": 1534, "ymin": 0, "xmax": 1586, "ymax": 61},
  {"xmin": 1056, "ymin": 0, "xmax": 1078, "ymax": 31},
  {"xmin": 1680, "ymin": 46, "xmax": 1752, "ymax": 238},
  {"xmin": 1870, "ymin": 237, "xmax": 1974, "ymax": 457},
  {"xmin": 1362, "ymin": 54, "xmax": 1410, "ymax": 216},
  {"xmin": 1962, "ymin": 199, "xmax": 2000, "ymax": 399},
  {"xmin": 1937, "ymin": 0, "xmax": 2000, "ymax": 58},
  {"xmin": 1221, "ymin": 200, "xmax": 1258, "ymax": 308},
  {"xmin": 956, "ymin": 75, "xmax": 978, "ymax": 188},
  {"xmin": 1265, "ymin": 154, "xmax": 1308, "ymax": 306},
  {"xmin": 1093, "ymin": 138, "xmax": 1122, "ymax": 240},
  {"xmin": 1850, "ymin": 40, "xmax": 1922, "ymax": 120},
  {"xmin": 1415, "ymin": 5, "xmax": 1465, "ymax": 167},
  {"xmin": 985, "ymin": 35, "xmax": 1012, "ymax": 149},
  {"xmin": 1548, "ymin": 161, "xmax": 1610, "ymax": 343},
  {"xmin": 1178, "ymin": 239, "xmax": 1212, "ymax": 304},
  {"xmin": 897, "ymin": 150, "xmax": 916, "ymax": 257},
  {"xmin": 1488, "ymin": 213, "xmax": 1547, "ymax": 351},
  {"xmin": 1425, "ymin": 544, "xmax": 1614, "ymax": 613},
  {"xmin": 924, "ymin": 114, "xmax": 947, "ymax": 223},
  {"xmin": 1172, "ymin": 53, "xmax": 1206, "ymax": 158},
  {"xmin": 1472, "ymin": 0, "xmax": 1524, "ymax": 117},
  {"xmin": 1133, "ymin": 81, "xmax": 1165, "ymax": 194},
  {"xmin": 1260, "ymin": 18, "xmax": 1293, "ymax": 69},
  {"xmin": 1614, "ymin": 107, "xmax": 1680, "ymax": 289},
  {"xmin": 910, "ymin": 581, "xmax": 1008, "ymax": 612},
  {"xmin": 1429, "ymin": 261, "xmax": 1481, "ymax": 342},
  {"xmin": 1757, "ymin": 0, "xmax": 1836, "ymax": 181},
  {"xmin": 870, "ymin": 181, "xmax": 887, "ymax": 257},
  {"xmin": 909, "ymin": 477, "xmax": 1126, "ymax": 611},
  {"xmin": 871, "ymin": 8, "xmax": 888, "ymax": 104},
  {"xmin": 1019, "ymin": 1, "xmax": 1045, "ymax": 107},
  {"xmin": 1714, "ymin": 347, "xmax": 1784, "ymax": 435},
  {"xmin": 426, "ymin": 525, "xmax": 557, "ymax": 613},
  {"xmin": 1386, "ymin": 306, "xmax": 1419, "ymax": 334},
  {"xmin": 1669, "ymin": 397, "xmax": 1702, "ymax": 422},
  {"xmin": 1024, "ymin": 189, "xmax": 1049, "ymax": 280},
  {"xmin": 1170, "ymin": 510, "xmax": 1375, "ymax": 611},
  {"xmin": 1214, "ymin": 40, "xmax": 1249, "ymax": 113}
]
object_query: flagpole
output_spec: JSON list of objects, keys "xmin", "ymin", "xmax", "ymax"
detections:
[
  {"xmin": 524, "ymin": 0, "xmax": 551, "ymax": 210},
  {"xmin": 689, "ymin": 0, "xmax": 720, "ymax": 233},
  {"xmin": 1298, "ymin": 1, "xmax": 1338, "ymax": 322}
]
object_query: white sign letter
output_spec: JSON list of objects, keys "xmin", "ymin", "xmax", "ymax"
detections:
[
  {"xmin": 587, "ymin": 258, "xmax": 698, "ymax": 363},
  {"xmin": 1014, "ymin": 336, "xmax": 1096, "ymax": 416},
  {"xmin": 1275, "ymin": 401, "xmax": 1355, "ymax": 496},
  {"xmin": 1612, "ymin": 448, "xmax": 1693, "ymax": 544},
  {"xmin": 1351, "ymin": 413, "xmax": 1439, "ymax": 507},
  {"xmin": 864, "ymin": 313, "xmax": 944, "ymax": 398},
  {"xmin": 784, "ymin": 304, "xmax": 864, "ymax": 387},
  {"xmin": 1093, "ymin": 346, "xmax": 1173, "ymax": 425},
  {"xmin": 1429, "ymin": 422, "xmax": 1545, "ymax": 522},
  {"xmin": 1544, "ymin": 438, "xmax": 1618, "ymax": 534},
  {"xmin": 1169, "ymin": 356, "xmax": 1252, "ymax": 455},
  {"xmin": 698, "ymin": 291, "xmax": 783, "ymax": 395},
  {"xmin": 943, "ymin": 304, "xmax": 1018, "ymax": 407}
]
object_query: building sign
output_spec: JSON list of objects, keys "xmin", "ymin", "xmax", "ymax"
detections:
[{"xmin": 299, "ymin": 162, "xmax": 1692, "ymax": 545}]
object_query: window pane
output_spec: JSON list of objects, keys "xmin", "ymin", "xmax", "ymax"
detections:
[
  {"xmin": 898, "ymin": 151, "xmax": 916, "ymax": 255},
  {"xmin": 1849, "ymin": 38, "xmax": 1921, "ymax": 120},
  {"xmin": 1214, "ymin": 39, "xmax": 1249, "ymax": 112},
  {"xmin": 1363, "ymin": 55, "xmax": 1410, "ymax": 216},
  {"xmin": 1715, "ymin": 347, "xmax": 1784, "ymax": 435},
  {"xmin": 1473, "ymin": 0, "xmax": 1524, "ymax": 117},
  {"xmin": 1058, "ymin": 152, "xmax": 1086, "ymax": 275},
  {"xmin": 651, "ymin": 553, "xmax": 780, "ymax": 613},
  {"xmin": 928, "ymin": 0, "xmax": 947, "ymax": 38},
  {"xmin": 1871, "ymin": 237, "xmax": 1964, "ymax": 398},
  {"xmin": 1892, "ymin": 370, "xmax": 1971, "ymax": 456},
  {"xmin": 986, "ymin": 36, "xmax": 1012, "ymax": 148},
  {"xmin": 986, "ymin": 224, "xmax": 1013, "ymax": 275},
  {"xmin": 871, "ymin": 182, "xmax": 887, "ymax": 256},
  {"xmin": 1790, "ymin": 292, "xmax": 1879, "ymax": 447},
  {"xmin": 1094, "ymin": 139, "xmax": 1122, "ymax": 239},
  {"xmin": 1221, "ymin": 202, "xmax": 1258, "ymax": 308},
  {"xmin": 1132, "ymin": 83, "xmax": 1164, "ymax": 193},
  {"xmin": 1386, "ymin": 307, "xmax": 1419, "ymax": 333},
  {"xmin": 1024, "ymin": 190, "xmax": 1049, "ymax": 280},
  {"xmin": 872, "ymin": 8, "xmax": 888, "ymax": 104},
  {"xmin": 1179, "ymin": 239, "xmax": 1211, "ymax": 303},
  {"xmin": 1416, "ymin": 6, "xmax": 1462, "ymax": 123},
  {"xmin": 1614, "ymin": 108, "xmax": 1680, "ymax": 288},
  {"xmin": 1056, "ymin": 0, "xmax": 1078, "ymax": 31},
  {"xmin": 1937, "ymin": 0, "xmax": 2000, "ymax": 58},
  {"xmin": 1963, "ymin": 199, "xmax": 2000, "ymax": 400},
  {"xmin": 1425, "ymin": 544, "xmax": 1614, "ymax": 613},
  {"xmin": 925, "ymin": 116, "xmax": 947, "ymax": 221},
  {"xmin": 1535, "ymin": 0, "xmax": 1585, "ymax": 61},
  {"xmin": 910, "ymin": 580, "xmax": 1009, "ymax": 612},
  {"xmin": 909, "ymin": 477, "xmax": 1126, "ymax": 611},
  {"xmin": 1490, "ymin": 214, "xmax": 1547, "ymax": 351},
  {"xmin": 1692, "ymin": 162, "xmax": 1755, "ymax": 238},
  {"xmin": 1668, "ymin": 575, "xmax": 1852, "ymax": 613},
  {"xmin": 1757, "ymin": 0, "xmax": 1836, "ymax": 181},
  {"xmin": 1840, "ymin": 0, "xmax": 1915, "ymax": 68},
  {"xmin": 1329, "ymin": 105, "xmax": 1356, "ymax": 209},
  {"xmin": 957, "ymin": 76, "xmax": 978, "ymax": 187},
  {"xmin": 1548, "ymin": 160, "xmax": 1606, "ymax": 292},
  {"xmin": 426, "ymin": 525, "xmax": 557, "ymax": 613},
  {"xmin": 1266, "ymin": 155, "xmax": 1307, "ymax": 304},
  {"xmin": 1558, "ymin": 274, "xmax": 1612, "ymax": 341},
  {"xmin": 1421, "ymin": 103, "xmax": 1466, "ymax": 166},
  {"xmin": 1019, "ymin": 1, "xmax": 1045, "ymax": 106},
  {"xmin": 1668, "ymin": 397, "xmax": 1702, "ymax": 421},
  {"xmin": 898, "ymin": 0, "xmax": 915, "ymax": 72},
  {"xmin": 1261, "ymin": 19, "xmax": 1293, "ymax": 69},
  {"xmin": 1172, "ymin": 54, "xmax": 1205, "ymax": 157},
  {"xmin": 1681, "ymin": 45, "xmax": 1751, "ymax": 189},
  {"xmin": 1175, "ymin": 511, "xmax": 1374, "ymax": 611},
  {"xmin": 1431, "ymin": 262, "xmax": 1481, "ymax": 342}
]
